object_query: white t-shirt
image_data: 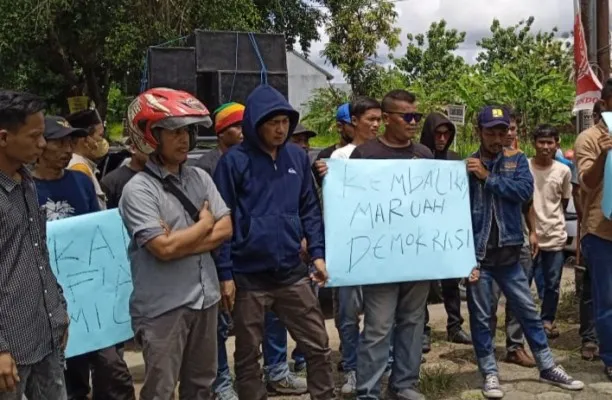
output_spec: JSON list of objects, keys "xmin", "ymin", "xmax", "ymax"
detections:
[
  {"xmin": 330, "ymin": 143, "xmax": 356, "ymax": 159},
  {"xmin": 529, "ymin": 159, "xmax": 572, "ymax": 251}
]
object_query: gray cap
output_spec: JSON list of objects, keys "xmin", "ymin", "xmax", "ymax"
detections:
[{"xmin": 293, "ymin": 123, "xmax": 316, "ymax": 138}]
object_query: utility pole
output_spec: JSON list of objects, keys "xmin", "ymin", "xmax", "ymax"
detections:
[
  {"xmin": 580, "ymin": 0, "xmax": 594, "ymax": 60},
  {"xmin": 577, "ymin": 0, "xmax": 597, "ymax": 134},
  {"xmin": 597, "ymin": 0, "xmax": 610, "ymax": 80}
]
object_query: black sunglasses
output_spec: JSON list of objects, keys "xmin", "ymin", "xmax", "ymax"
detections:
[{"xmin": 385, "ymin": 111, "xmax": 423, "ymax": 123}]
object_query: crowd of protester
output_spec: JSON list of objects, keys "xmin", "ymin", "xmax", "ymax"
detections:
[{"xmin": 1, "ymin": 77, "xmax": 612, "ymax": 400}]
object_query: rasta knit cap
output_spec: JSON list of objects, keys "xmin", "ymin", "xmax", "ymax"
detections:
[{"xmin": 214, "ymin": 102, "xmax": 245, "ymax": 135}]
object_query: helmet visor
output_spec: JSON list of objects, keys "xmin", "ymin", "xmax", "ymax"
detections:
[{"xmin": 152, "ymin": 115, "xmax": 212, "ymax": 131}]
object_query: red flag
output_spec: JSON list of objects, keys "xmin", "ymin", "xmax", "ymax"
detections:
[{"xmin": 573, "ymin": 0, "xmax": 603, "ymax": 112}]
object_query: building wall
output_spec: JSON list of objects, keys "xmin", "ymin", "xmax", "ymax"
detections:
[{"xmin": 287, "ymin": 52, "xmax": 331, "ymax": 116}]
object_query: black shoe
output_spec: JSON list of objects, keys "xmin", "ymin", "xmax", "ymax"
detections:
[
  {"xmin": 448, "ymin": 329, "xmax": 472, "ymax": 345},
  {"xmin": 422, "ymin": 334, "xmax": 431, "ymax": 354},
  {"xmin": 605, "ymin": 366, "xmax": 612, "ymax": 381}
]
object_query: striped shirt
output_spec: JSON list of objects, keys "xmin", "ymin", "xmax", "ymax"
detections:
[{"xmin": 0, "ymin": 167, "xmax": 69, "ymax": 365}]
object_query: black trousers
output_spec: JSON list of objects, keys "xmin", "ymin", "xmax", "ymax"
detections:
[
  {"xmin": 65, "ymin": 344, "xmax": 135, "ymax": 400},
  {"xmin": 580, "ymin": 266, "xmax": 598, "ymax": 344},
  {"xmin": 423, "ymin": 279, "xmax": 464, "ymax": 336}
]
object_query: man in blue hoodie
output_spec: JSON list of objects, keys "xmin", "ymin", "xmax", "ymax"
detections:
[{"xmin": 213, "ymin": 85, "xmax": 334, "ymax": 400}]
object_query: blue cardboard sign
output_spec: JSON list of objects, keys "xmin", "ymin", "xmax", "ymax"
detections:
[
  {"xmin": 600, "ymin": 112, "xmax": 612, "ymax": 219},
  {"xmin": 322, "ymin": 159, "xmax": 477, "ymax": 287},
  {"xmin": 47, "ymin": 209, "xmax": 133, "ymax": 357}
]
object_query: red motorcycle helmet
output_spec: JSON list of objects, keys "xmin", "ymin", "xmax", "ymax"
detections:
[{"xmin": 127, "ymin": 88, "xmax": 212, "ymax": 155}]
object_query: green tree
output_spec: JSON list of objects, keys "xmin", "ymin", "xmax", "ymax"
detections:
[
  {"xmin": 476, "ymin": 17, "xmax": 571, "ymax": 77},
  {"xmin": 0, "ymin": 0, "xmax": 324, "ymax": 119},
  {"xmin": 321, "ymin": 0, "xmax": 400, "ymax": 95},
  {"xmin": 395, "ymin": 20, "xmax": 467, "ymax": 85},
  {"xmin": 253, "ymin": 0, "xmax": 324, "ymax": 56}
]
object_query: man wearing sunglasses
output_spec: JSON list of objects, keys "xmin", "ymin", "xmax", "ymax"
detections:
[{"xmin": 350, "ymin": 90, "xmax": 433, "ymax": 400}]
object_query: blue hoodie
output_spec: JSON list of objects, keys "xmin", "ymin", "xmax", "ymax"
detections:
[{"xmin": 213, "ymin": 85, "xmax": 325, "ymax": 281}]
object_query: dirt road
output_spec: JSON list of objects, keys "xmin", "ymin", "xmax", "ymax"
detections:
[{"xmin": 125, "ymin": 268, "xmax": 612, "ymax": 399}]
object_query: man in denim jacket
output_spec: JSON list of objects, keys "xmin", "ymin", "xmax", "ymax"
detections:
[{"xmin": 466, "ymin": 106, "xmax": 584, "ymax": 399}]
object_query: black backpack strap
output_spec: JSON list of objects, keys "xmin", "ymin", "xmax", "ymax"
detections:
[{"xmin": 143, "ymin": 166, "xmax": 200, "ymax": 222}]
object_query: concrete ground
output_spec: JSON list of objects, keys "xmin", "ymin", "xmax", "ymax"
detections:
[{"xmin": 124, "ymin": 267, "xmax": 612, "ymax": 399}]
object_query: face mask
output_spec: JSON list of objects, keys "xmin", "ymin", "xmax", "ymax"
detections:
[{"xmin": 89, "ymin": 138, "xmax": 109, "ymax": 159}]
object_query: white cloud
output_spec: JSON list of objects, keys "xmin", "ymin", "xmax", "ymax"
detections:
[{"xmin": 311, "ymin": 0, "xmax": 577, "ymax": 82}]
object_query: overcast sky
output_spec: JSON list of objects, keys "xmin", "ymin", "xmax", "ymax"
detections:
[{"xmin": 309, "ymin": 0, "xmax": 579, "ymax": 82}]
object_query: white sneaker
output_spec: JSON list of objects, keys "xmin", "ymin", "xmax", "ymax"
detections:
[
  {"xmin": 482, "ymin": 374, "xmax": 504, "ymax": 399},
  {"xmin": 341, "ymin": 370, "xmax": 357, "ymax": 395}
]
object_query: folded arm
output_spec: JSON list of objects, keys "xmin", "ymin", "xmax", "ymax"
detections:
[
  {"xmin": 119, "ymin": 182, "xmax": 214, "ymax": 262},
  {"xmin": 144, "ymin": 219, "xmax": 214, "ymax": 261}
]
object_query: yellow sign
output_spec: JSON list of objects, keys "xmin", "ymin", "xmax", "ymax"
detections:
[{"xmin": 67, "ymin": 96, "xmax": 90, "ymax": 114}]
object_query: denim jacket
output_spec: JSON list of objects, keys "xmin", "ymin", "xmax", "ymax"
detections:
[{"xmin": 469, "ymin": 148, "xmax": 533, "ymax": 261}]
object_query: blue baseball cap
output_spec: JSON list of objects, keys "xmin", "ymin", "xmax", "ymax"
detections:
[
  {"xmin": 478, "ymin": 106, "xmax": 510, "ymax": 128},
  {"xmin": 336, "ymin": 103, "xmax": 351, "ymax": 124}
]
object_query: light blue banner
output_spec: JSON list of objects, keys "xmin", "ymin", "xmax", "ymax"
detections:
[
  {"xmin": 600, "ymin": 112, "xmax": 612, "ymax": 219},
  {"xmin": 47, "ymin": 209, "xmax": 133, "ymax": 358},
  {"xmin": 322, "ymin": 158, "xmax": 477, "ymax": 287}
]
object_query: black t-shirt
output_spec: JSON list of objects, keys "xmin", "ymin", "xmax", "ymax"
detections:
[
  {"xmin": 350, "ymin": 137, "xmax": 434, "ymax": 160},
  {"xmin": 100, "ymin": 165, "xmax": 138, "ymax": 209},
  {"xmin": 312, "ymin": 144, "xmax": 337, "ymax": 187},
  {"xmin": 317, "ymin": 144, "xmax": 337, "ymax": 160},
  {"xmin": 480, "ymin": 207, "xmax": 521, "ymax": 268}
]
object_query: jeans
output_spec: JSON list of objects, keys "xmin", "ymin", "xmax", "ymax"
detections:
[
  {"xmin": 214, "ymin": 312, "xmax": 233, "ymax": 394},
  {"xmin": 581, "ymin": 234, "xmax": 612, "ymax": 366},
  {"xmin": 233, "ymin": 278, "xmax": 334, "ymax": 400},
  {"xmin": 534, "ymin": 265, "xmax": 545, "ymax": 300},
  {"xmin": 0, "ymin": 351, "xmax": 67, "ymax": 400},
  {"xmin": 263, "ymin": 312, "xmax": 304, "ymax": 381},
  {"xmin": 533, "ymin": 250, "xmax": 565, "ymax": 323},
  {"xmin": 491, "ymin": 245, "xmax": 533, "ymax": 351},
  {"xmin": 356, "ymin": 282, "xmax": 429, "ymax": 399},
  {"xmin": 467, "ymin": 261, "xmax": 555, "ymax": 377},
  {"xmin": 424, "ymin": 279, "xmax": 464, "ymax": 337},
  {"xmin": 336, "ymin": 286, "xmax": 363, "ymax": 372},
  {"xmin": 579, "ymin": 263, "xmax": 597, "ymax": 344}
]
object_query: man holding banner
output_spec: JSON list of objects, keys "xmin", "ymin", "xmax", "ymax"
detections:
[
  {"xmin": 466, "ymin": 106, "xmax": 583, "ymax": 398},
  {"xmin": 32, "ymin": 115, "xmax": 136, "ymax": 400},
  {"xmin": 349, "ymin": 89, "xmax": 433, "ymax": 400},
  {"xmin": 119, "ymin": 88, "xmax": 233, "ymax": 399},
  {"xmin": 329, "ymin": 96, "xmax": 382, "ymax": 396},
  {"xmin": 0, "ymin": 91, "xmax": 69, "ymax": 399}
]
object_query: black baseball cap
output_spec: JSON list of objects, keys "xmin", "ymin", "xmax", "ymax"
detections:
[
  {"xmin": 44, "ymin": 116, "xmax": 88, "ymax": 140},
  {"xmin": 293, "ymin": 123, "xmax": 317, "ymax": 138}
]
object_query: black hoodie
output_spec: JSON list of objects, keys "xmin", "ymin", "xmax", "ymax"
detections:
[{"xmin": 420, "ymin": 112, "xmax": 461, "ymax": 160}]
